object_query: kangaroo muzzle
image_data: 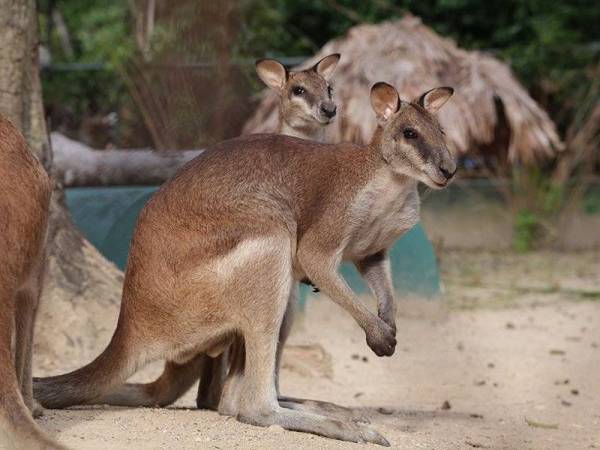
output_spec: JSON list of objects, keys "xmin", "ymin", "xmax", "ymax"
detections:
[
  {"xmin": 320, "ymin": 101, "xmax": 337, "ymax": 119},
  {"xmin": 438, "ymin": 157, "xmax": 457, "ymax": 180}
]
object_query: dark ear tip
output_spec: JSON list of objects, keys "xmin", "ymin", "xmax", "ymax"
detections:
[{"xmin": 442, "ymin": 86, "xmax": 454, "ymax": 95}]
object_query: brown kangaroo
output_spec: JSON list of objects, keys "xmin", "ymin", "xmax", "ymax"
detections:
[
  {"xmin": 34, "ymin": 82, "xmax": 455, "ymax": 446},
  {"xmin": 0, "ymin": 115, "xmax": 62, "ymax": 449},
  {"xmin": 94, "ymin": 54, "xmax": 343, "ymax": 412}
]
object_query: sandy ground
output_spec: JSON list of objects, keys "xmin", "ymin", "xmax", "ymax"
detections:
[{"xmin": 33, "ymin": 250, "xmax": 600, "ymax": 450}]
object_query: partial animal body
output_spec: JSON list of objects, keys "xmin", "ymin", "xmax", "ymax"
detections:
[{"xmin": 0, "ymin": 116, "xmax": 60, "ymax": 449}]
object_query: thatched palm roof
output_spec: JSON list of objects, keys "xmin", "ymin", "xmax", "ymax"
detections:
[{"xmin": 243, "ymin": 15, "xmax": 563, "ymax": 164}]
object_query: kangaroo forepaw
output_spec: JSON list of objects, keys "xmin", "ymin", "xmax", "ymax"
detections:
[{"xmin": 366, "ymin": 318, "xmax": 397, "ymax": 357}]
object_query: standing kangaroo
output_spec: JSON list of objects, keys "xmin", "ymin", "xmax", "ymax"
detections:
[
  {"xmin": 92, "ymin": 54, "xmax": 342, "ymax": 412},
  {"xmin": 34, "ymin": 82, "xmax": 455, "ymax": 445},
  {"xmin": 0, "ymin": 116, "xmax": 62, "ymax": 449}
]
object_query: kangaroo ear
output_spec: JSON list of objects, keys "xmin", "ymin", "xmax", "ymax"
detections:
[
  {"xmin": 370, "ymin": 82, "xmax": 400, "ymax": 124},
  {"xmin": 256, "ymin": 58, "xmax": 288, "ymax": 90},
  {"xmin": 417, "ymin": 87, "xmax": 454, "ymax": 113},
  {"xmin": 313, "ymin": 53, "xmax": 340, "ymax": 81}
]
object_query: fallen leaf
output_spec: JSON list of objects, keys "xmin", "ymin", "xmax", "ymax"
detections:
[{"xmin": 525, "ymin": 417, "xmax": 559, "ymax": 429}]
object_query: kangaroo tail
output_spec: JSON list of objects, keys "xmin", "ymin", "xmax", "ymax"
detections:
[
  {"xmin": 97, "ymin": 355, "xmax": 206, "ymax": 407},
  {"xmin": 33, "ymin": 326, "xmax": 141, "ymax": 409}
]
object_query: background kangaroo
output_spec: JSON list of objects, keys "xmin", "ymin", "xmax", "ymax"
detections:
[
  {"xmin": 92, "ymin": 54, "xmax": 342, "ymax": 412},
  {"xmin": 34, "ymin": 81, "xmax": 455, "ymax": 445},
  {"xmin": 0, "ymin": 116, "xmax": 62, "ymax": 449}
]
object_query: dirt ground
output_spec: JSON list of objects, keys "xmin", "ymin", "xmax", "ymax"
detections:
[{"xmin": 34, "ymin": 250, "xmax": 600, "ymax": 450}]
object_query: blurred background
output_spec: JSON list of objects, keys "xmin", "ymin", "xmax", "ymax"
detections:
[
  {"xmin": 40, "ymin": 0, "xmax": 599, "ymax": 253},
  {"xmin": 3, "ymin": 1, "xmax": 598, "ymax": 448}
]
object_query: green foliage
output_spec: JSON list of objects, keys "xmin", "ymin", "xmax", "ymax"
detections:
[
  {"xmin": 38, "ymin": 0, "xmax": 599, "ymax": 146},
  {"xmin": 243, "ymin": 0, "xmax": 599, "ymax": 129},
  {"xmin": 39, "ymin": 0, "xmax": 133, "ymax": 134},
  {"xmin": 75, "ymin": 4, "xmax": 133, "ymax": 68},
  {"xmin": 43, "ymin": 1, "xmax": 600, "ymax": 82},
  {"xmin": 39, "ymin": 0, "xmax": 133, "ymax": 66},
  {"xmin": 513, "ymin": 209, "xmax": 538, "ymax": 252},
  {"xmin": 42, "ymin": 68, "xmax": 125, "ymax": 119},
  {"xmin": 583, "ymin": 189, "xmax": 600, "ymax": 215},
  {"xmin": 508, "ymin": 164, "xmax": 597, "ymax": 251}
]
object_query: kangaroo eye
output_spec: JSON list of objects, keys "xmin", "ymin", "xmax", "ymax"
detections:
[
  {"xmin": 327, "ymin": 86, "xmax": 333, "ymax": 97},
  {"xmin": 292, "ymin": 86, "xmax": 305, "ymax": 96},
  {"xmin": 403, "ymin": 128, "xmax": 418, "ymax": 139}
]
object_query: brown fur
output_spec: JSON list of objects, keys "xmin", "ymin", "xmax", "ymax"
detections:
[
  {"xmin": 0, "ymin": 116, "xmax": 61, "ymax": 449},
  {"xmin": 34, "ymin": 83, "xmax": 455, "ymax": 446}
]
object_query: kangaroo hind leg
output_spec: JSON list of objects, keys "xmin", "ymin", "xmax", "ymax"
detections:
[
  {"xmin": 238, "ymin": 323, "xmax": 388, "ymax": 445},
  {"xmin": 232, "ymin": 245, "xmax": 388, "ymax": 446},
  {"xmin": 0, "ymin": 285, "xmax": 64, "ymax": 450}
]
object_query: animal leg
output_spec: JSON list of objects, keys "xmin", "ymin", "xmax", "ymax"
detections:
[
  {"xmin": 98, "ymin": 355, "xmax": 206, "ymax": 407},
  {"xmin": 196, "ymin": 350, "xmax": 228, "ymax": 410},
  {"xmin": 237, "ymin": 325, "xmax": 388, "ymax": 446},
  {"xmin": 14, "ymin": 288, "xmax": 39, "ymax": 415},
  {"xmin": 0, "ymin": 287, "xmax": 64, "ymax": 450},
  {"xmin": 217, "ymin": 336, "xmax": 245, "ymax": 417}
]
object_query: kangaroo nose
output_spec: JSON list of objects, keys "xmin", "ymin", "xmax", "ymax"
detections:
[
  {"xmin": 320, "ymin": 103, "xmax": 337, "ymax": 119},
  {"xmin": 439, "ymin": 162, "xmax": 457, "ymax": 180}
]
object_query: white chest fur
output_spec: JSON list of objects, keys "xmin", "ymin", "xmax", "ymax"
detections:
[{"xmin": 344, "ymin": 170, "xmax": 420, "ymax": 261}]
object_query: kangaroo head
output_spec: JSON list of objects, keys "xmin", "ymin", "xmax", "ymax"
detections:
[
  {"xmin": 256, "ymin": 54, "xmax": 340, "ymax": 136},
  {"xmin": 370, "ymin": 82, "xmax": 456, "ymax": 189}
]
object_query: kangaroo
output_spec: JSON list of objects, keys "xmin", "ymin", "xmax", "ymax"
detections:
[
  {"xmin": 92, "ymin": 54, "xmax": 343, "ymax": 413},
  {"xmin": 255, "ymin": 54, "xmax": 339, "ymax": 140},
  {"xmin": 34, "ymin": 82, "xmax": 455, "ymax": 445},
  {"xmin": 0, "ymin": 116, "xmax": 62, "ymax": 449}
]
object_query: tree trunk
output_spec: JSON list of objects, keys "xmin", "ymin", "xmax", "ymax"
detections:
[
  {"xmin": 0, "ymin": 0, "xmax": 122, "ymax": 373},
  {"xmin": 52, "ymin": 132, "xmax": 202, "ymax": 186}
]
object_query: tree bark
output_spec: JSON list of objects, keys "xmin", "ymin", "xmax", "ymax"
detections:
[
  {"xmin": 0, "ymin": 0, "xmax": 122, "ymax": 373},
  {"xmin": 52, "ymin": 132, "xmax": 202, "ymax": 186}
]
